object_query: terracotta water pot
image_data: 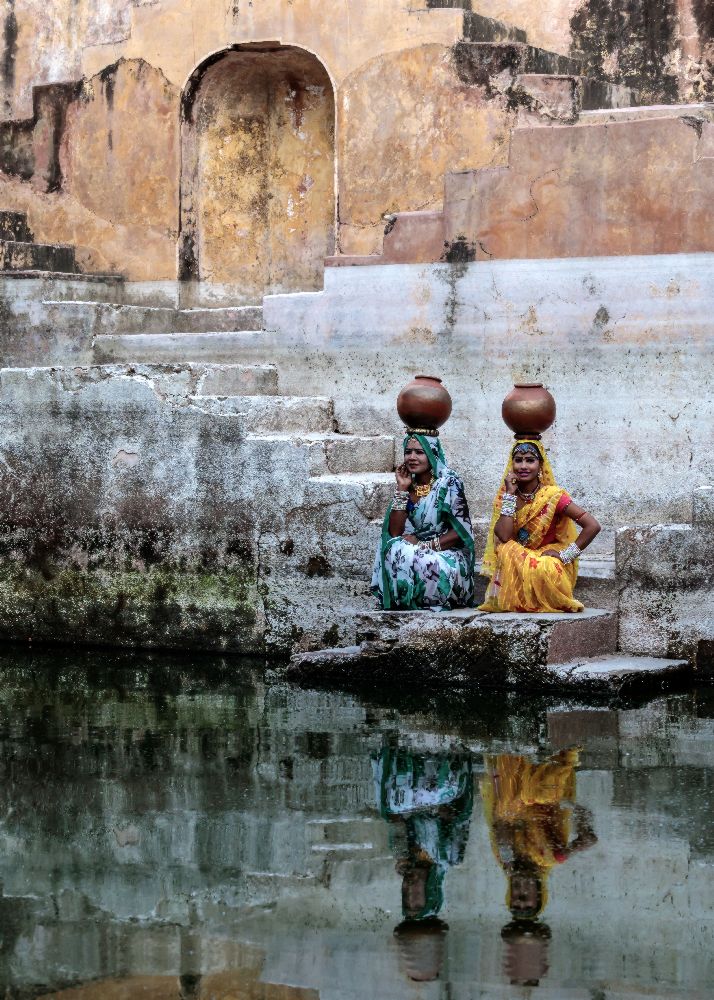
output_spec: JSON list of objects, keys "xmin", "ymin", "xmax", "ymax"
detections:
[
  {"xmin": 397, "ymin": 375, "xmax": 452, "ymax": 430},
  {"xmin": 502, "ymin": 383, "xmax": 555, "ymax": 437}
]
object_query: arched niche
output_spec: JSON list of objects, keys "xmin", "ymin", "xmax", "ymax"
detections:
[{"xmin": 180, "ymin": 44, "xmax": 335, "ymax": 299}]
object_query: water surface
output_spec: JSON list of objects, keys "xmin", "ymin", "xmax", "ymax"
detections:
[{"xmin": 0, "ymin": 647, "xmax": 711, "ymax": 999}]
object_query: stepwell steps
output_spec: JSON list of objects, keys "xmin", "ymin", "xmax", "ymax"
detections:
[
  {"xmin": 243, "ymin": 433, "xmax": 396, "ymax": 475},
  {"xmin": 93, "ymin": 331, "xmax": 264, "ymax": 364},
  {"xmin": 46, "ymin": 300, "xmax": 263, "ymax": 335},
  {"xmin": 189, "ymin": 395, "xmax": 335, "ymax": 434}
]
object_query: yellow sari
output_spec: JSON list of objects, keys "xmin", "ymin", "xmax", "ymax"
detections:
[{"xmin": 479, "ymin": 440, "xmax": 583, "ymax": 614}]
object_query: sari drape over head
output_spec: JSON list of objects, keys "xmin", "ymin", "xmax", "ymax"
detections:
[
  {"xmin": 480, "ymin": 439, "xmax": 583, "ymax": 614},
  {"xmin": 371, "ymin": 433, "xmax": 475, "ymax": 610}
]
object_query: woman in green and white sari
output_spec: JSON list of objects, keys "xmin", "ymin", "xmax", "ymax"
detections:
[{"xmin": 371, "ymin": 432, "xmax": 475, "ymax": 610}]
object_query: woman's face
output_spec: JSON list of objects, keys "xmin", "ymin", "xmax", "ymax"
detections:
[
  {"xmin": 512, "ymin": 450, "xmax": 541, "ymax": 487},
  {"xmin": 404, "ymin": 439, "xmax": 430, "ymax": 477}
]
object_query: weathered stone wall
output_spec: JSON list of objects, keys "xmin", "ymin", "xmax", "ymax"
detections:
[
  {"xmin": 0, "ymin": 364, "xmax": 389, "ymax": 653},
  {"xmin": 1, "ymin": 1, "xmax": 508, "ymax": 282},
  {"xmin": 1, "ymin": 0, "xmax": 710, "ymax": 284},
  {"xmin": 617, "ymin": 488, "xmax": 714, "ymax": 666}
]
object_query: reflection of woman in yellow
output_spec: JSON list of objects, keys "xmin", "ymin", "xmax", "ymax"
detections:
[{"xmin": 480, "ymin": 748, "xmax": 597, "ymax": 920}]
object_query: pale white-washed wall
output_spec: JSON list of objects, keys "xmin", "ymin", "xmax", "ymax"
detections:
[{"xmin": 260, "ymin": 253, "xmax": 714, "ymax": 528}]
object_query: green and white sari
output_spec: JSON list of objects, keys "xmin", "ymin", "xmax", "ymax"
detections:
[{"xmin": 371, "ymin": 433, "xmax": 475, "ymax": 610}]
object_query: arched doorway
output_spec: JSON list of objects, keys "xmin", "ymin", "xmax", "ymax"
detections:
[{"xmin": 180, "ymin": 44, "xmax": 335, "ymax": 300}]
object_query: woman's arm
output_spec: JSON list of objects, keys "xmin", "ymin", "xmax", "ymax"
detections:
[
  {"xmin": 388, "ymin": 508, "xmax": 409, "ymax": 538},
  {"xmin": 565, "ymin": 503, "xmax": 601, "ymax": 550},
  {"xmin": 433, "ymin": 528, "xmax": 463, "ymax": 551},
  {"xmin": 494, "ymin": 470, "xmax": 519, "ymax": 543},
  {"xmin": 388, "ymin": 463, "xmax": 412, "ymax": 537},
  {"xmin": 543, "ymin": 502, "xmax": 601, "ymax": 560}
]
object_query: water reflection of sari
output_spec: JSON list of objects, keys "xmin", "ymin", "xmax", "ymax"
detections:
[
  {"xmin": 480, "ymin": 439, "xmax": 583, "ymax": 613},
  {"xmin": 374, "ymin": 745, "xmax": 473, "ymax": 921},
  {"xmin": 480, "ymin": 748, "xmax": 595, "ymax": 919},
  {"xmin": 371, "ymin": 433, "xmax": 475, "ymax": 611}
]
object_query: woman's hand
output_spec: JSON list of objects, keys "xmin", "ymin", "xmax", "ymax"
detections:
[
  {"xmin": 542, "ymin": 549, "xmax": 562, "ymax": 561},
  {"xmin": 504, "ymin": 469, "xmax": 518, "ymax": 494},
  {"xmin": 395, "ymin": 462, "xmax": 412, "ymax": 493},
  {"xmin": 402, "ymin": 533, "xmax": 418, "ymax": 544}
]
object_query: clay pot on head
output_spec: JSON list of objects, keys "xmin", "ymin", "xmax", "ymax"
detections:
[
  {"xmin": 502, "ymin": 383, "xmax": 556, "ymax": 438},
  {"xmin": 397, "ymin": 375, "xmax": 452, "ymax": 430}
]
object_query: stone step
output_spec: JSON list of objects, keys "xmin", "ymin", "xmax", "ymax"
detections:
[
  {"xmin": 291, "ymin": 608, "xmax": 620, "ymax": 688},
  {"xmin": 194, "ymin": 363, "xmax": 278, "ymax": 396},
  {"xmin": 0, "ymin": 210, "xmax": 33, "ymax": 243},
  {"xmin": 289, "ymin": 626, "xmax": 690, "ymax": 695},
  {"xmin": 190, "ymin": 395, "xmax": 335, "ymax": 434},
  {"xmin": 44, "ymin": 300, "xmax": 264, "ymax": 336},
  {"xmin": 0, "ymin": 239, "xmax": 76, "ymax": 274},
  {"xmin": 549, "ymin": 653, "xmax": 692, "ymax": 693},
  {"xmin": 0, "ymin": 272, "xmax": 124, "ymax": 295},
  {"xmin": 577, "ymin": 101, "xmax": 714, "ymax": 126},
  {"xmin": 354, "ymin": 607, "xmax": 617, "ymax": 662},
  {"xmin": 304, "ymin": 472, "xmax": 395, "ymax": 520},
  {"xmin": 454, "ymin": 40, "xmax": 583, "ymax": 83},
  {"xmin": 93, "ymin": 331, "xmax": 264, "ymax": 364},
  {"xmin": 244, "ymin": 433, "xmax": 396, "ymax": 475},
  {"xmin": 512, "ymin": 73, "xmax": 636, "ymax": 128},
  {"xmin": 306, "ymin": 816, "xmax": 385, "ymax": 848},
  {"xmin": 426, "ymin": 0, "xmax": 473, "ymax": 9}
]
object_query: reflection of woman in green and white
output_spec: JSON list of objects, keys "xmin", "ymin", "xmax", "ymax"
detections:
[
  {"xmin": 374, "ymin": 742, "xmax": 473, "ymax": 979},
  {"xmin": 374, "ymin": 743, "xmax": 474, "ymax": 981}
]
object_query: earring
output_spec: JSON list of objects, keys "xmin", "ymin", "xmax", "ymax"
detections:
[{"xmin": 537, "ymin": 471, "xmax": 542, "ymax": 482}]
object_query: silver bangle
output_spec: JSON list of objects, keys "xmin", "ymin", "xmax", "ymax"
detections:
[
  {"xmin": 559, "ymin": 541, "xmax": 581, "ymax": 564},
  {"xmin": 501, "ymin": 493, "xmax": 517, "ymax": 517},
  {"xmin": 392, "ymin": 489, "xmax": 409, "ymax": 511}
]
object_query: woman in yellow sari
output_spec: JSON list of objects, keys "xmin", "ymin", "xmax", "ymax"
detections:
[{"xmin": 480, "ymin": 439, "xmax": 601, "ymax": 613}]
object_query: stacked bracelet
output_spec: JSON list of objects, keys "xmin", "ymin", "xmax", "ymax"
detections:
[
  {"xmin": 500, "ymin": 493, "xmax": 517, "ymax": 517},
  {"xmin": 559, "ymin": 541, "xmax": 581, "ymax": 564},
  {"xmin": 392, "ymin": 489, "xmax": 410, "ymax": 511},
  {"xmin": 418, "ymin": 536, "xmax": 443, "ymax": 553}
]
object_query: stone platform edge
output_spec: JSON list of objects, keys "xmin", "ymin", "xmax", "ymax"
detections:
[{"xmin": 287, "ymin": 608, "xmax": 691, "ymax": 694}]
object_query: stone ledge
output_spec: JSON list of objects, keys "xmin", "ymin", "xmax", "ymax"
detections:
[
  {"xmin": 288, "ymin": 607, "xmax": 636, "ymax": 690},
  {"xmin": 549, "ymin": 654, "xmax": 691, "ymax": 693}
]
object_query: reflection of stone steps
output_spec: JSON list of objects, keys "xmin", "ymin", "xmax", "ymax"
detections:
[{"xmin": 307, "ymin": 816, "xmax": 389, "ymax": 859}]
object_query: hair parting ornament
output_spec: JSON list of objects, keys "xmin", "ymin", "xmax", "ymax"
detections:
[{"xmin": 512, "ymin": 442, "xmax": 542, "ymax": 459}]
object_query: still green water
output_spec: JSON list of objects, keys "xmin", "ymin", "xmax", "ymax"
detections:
[{"xmin": 0, "ymin": 647, "xmax": 711, "ymax": 1000}]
